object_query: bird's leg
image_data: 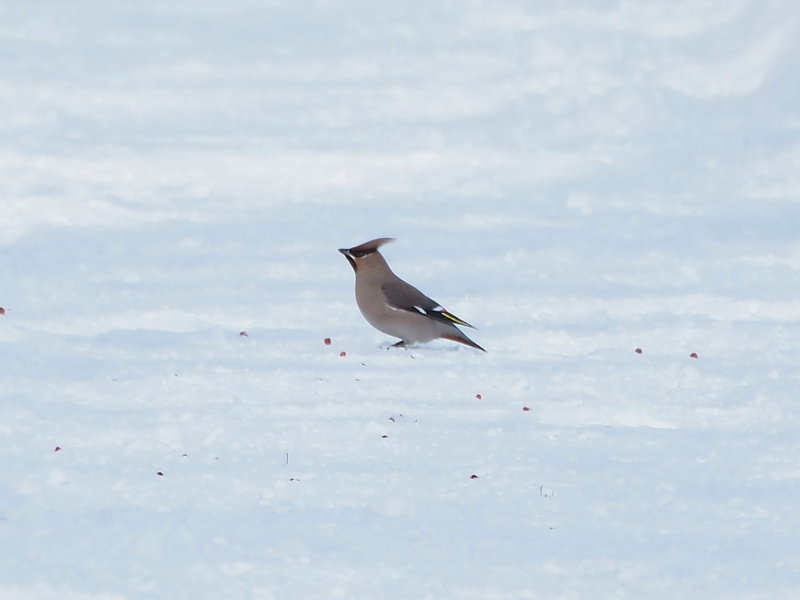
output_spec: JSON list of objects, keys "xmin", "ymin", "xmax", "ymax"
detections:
[{"xmin": 391, "ymin": 340, "xmax": 408, "ymax": 348}]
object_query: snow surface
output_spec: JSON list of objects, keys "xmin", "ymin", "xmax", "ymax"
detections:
[{"xmin": 2, "ymin": 1, "xmax": 800, "ymax": 598}]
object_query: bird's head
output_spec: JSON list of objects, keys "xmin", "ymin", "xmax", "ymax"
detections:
[{"xmin": 338, "ymin": 238, "xmax": 395, "ymax": 272}]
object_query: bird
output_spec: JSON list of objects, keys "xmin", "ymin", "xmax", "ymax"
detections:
[{"xmin": 339, "ymin": 238, "xmax": 485, "ymax": 351}]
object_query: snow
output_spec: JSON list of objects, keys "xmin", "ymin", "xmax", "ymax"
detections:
[{"xmin": 2, "ymin": 1, "xmax": 800, "ymax": 598}]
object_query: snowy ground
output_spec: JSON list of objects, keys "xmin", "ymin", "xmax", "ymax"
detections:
[{"xmin": 2, "ymin": 1, "xmax": 800, "ymax": 598}]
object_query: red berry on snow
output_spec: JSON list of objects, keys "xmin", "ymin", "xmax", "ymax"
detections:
[
  {"xmin": 690, "ymin": 352, "xmax": 698, "ymax": 359},
  {"xmin": 634, "ymin": 348, "xmax": 643, "ymax": 354},
  {"xmin": 470, "ymin": 474, "xmax": 479, "ymax": 479},
  {"xmin": 522, "ymin": 406, "xmax": 531, "ymax": 412},
  {"xmin": 475, "ymin": 394, "xmax": 482, "ymax": 400},
  {"xmin": 339, "ymin": 351, "xmax": 347, "ymax": 357},
  {"xmin": 324, "ymin": 337, "xmax": 332, "ymax": 345},
  {"xmin": 54, "ymin": 446, "xmax": 61, "ymax": 452}
]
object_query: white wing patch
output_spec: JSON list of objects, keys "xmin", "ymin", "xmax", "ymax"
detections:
[{"xmin": 413, "ymin": 305, "xmax": 446, "ymax": 315}]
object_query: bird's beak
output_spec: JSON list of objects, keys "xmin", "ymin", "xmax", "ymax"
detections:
[{"xmin": 339, "ymin": 248, "xmax": 357, "ymax": 272}]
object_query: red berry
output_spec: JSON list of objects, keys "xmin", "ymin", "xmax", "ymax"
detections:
[
  {"xmin": 470, "ymin": 474, "xmax": 479, "ymax": 479},
  {"xmin": 475, "ymin": 394, "xmax": 482, "ymax": 400},
  {"xmin": 522, "ymin": 406, "xmax": 531, "ymax": 412},
  {"xmin": 324, "ymin": 337, "xmax": 332, "ymax": 345},
  {"xmin": 0, "ymin": 307, "xmax": 5, "ymax": 315},
  {"xmin": 339, "ymin": 351, "xmax": 347, "ymax": 357},
  {"xmin": 54, "ymin": 446, "xmax": 61, "ymax": 452},
  {"xmin": 635, "ymin": 348, "xmax": 643, "ymax": 354},
  {"xmin": 690, "ymin": 352, "xmax": 698, "ymax": 359}
]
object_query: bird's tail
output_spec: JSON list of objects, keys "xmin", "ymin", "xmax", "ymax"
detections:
[
  {"xmin": 439, "ymin": 310, "xmax": 476, "ymax": 329},
  {"xmin": 441, "ymin": 328, "xmax": 486, "ymax": 352}
]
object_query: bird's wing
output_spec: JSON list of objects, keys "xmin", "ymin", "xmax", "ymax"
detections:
[{"xmin": 381, "ymin": 279, "xmax": 475, "ymax": 329}]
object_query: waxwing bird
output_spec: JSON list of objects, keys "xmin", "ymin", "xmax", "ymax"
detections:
[{"xmin": 339, "ymin": 238, "xmax": 485, "ymax": 351}]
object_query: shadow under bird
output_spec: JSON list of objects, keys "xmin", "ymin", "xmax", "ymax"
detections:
[{"xmin": 339, "ymin": 238, "xmax": 485, "ymax": 351}]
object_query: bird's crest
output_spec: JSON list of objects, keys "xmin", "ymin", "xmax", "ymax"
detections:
[{"xmin": 347, "ymin": 237, "xmax": 395, "ymax": 257}]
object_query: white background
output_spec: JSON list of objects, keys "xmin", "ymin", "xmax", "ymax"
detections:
[{"xmin": 2, "ymin": 1, "xmax": 799, "ymax": 598}]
